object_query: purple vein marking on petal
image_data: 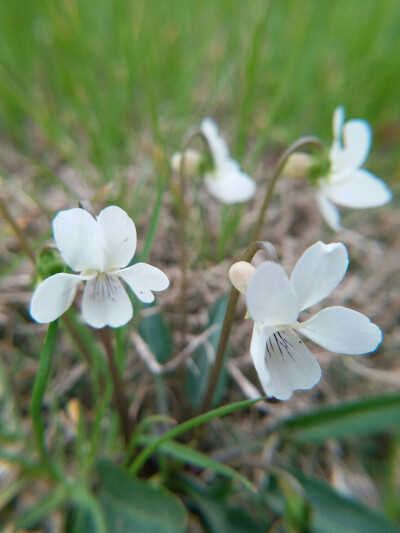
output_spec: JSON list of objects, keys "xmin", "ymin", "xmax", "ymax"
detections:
[
  {"xmin": 266, "ymin": 340, "xmax": 272, "ymax": 358},
  {"xmin": 268, "ymin": 337, "xmax": 274, "ymax": 356},
  {"xmin": 274, "ymin": 331, "xmax": 296, "ymax": 361},
  {"xmin": 274, "ymin": 333, "xmax": 283, "ymax": 355},
  {"xmin": 90, "ymin": 275, "xmax": 119, "ymax": 301}
]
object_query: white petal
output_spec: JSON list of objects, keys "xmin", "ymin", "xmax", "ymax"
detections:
[
  {"xmin": 332, "ymin": 106, "xmax": 345, "ymax": 141},
  {"xmin": 251, "ymin": 328, "xmax": 321, "ymax": 401},
  {"xmin": 316, "ymin": 191, "xmax": 343, "ymax": 231},
  {"xmin": 325, "ymin": 169, "xmax": 392, "ymax": 209},
  {"xmin": 116, "ymin": 263, "xmax": 169, "ymax": 304},
  {"xmin": 205, "ymin": 164, "xmax": 256, "ymax": 204},
  {"xmin": 201, "ymin": 118, "xmax": 230, "ymax": 168},
  {"xmin": 330, "ymin": 119, "xmax": 372, "ymax": 173},
  {"xmin": 290, "ymin": 241, "xmax": 349, "ymax": 311},
  {"xmin": 30, "ymin": 273, "xmax": 84, "ymax": 323},
  {"xmin": 81, "ymin": 274, "xmax": 133, "ymax": 328},
  {"xmin": 97, "ymin": 206, "xmax": 137, "ymax": 270},
  {"xmin": 246, "ymin": 262, "xmax": 300, "ymax": 325},
  {"xmin": 53, "ymin": 208, "xmax": 104, "ymax": 272},
  {"xmin": 249, "ymin": 324, "xmax": 275, "ymax": 391},
  {"xmin": 297, "ymin": 306, "xmax": 382, "ymax": 354}
]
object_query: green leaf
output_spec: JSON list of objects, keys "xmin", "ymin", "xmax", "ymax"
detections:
[
  {"xmin": 267, "ymin": 469, "xmax": 399, "ymax": 533},
  {"xmin": 67, "ymin": 484, "xmax": 107, "ymax": 533},
  {"xmin": 186, "ymin": 296, "xmax": 229, "ymax": 408},
  {"xmin": 140, "ymin": 437, "xmax": 256, "ymax": 492},
  {"xmin": 140, "ymin": 185, "xmax": 165, "ymax": 263},
  {"xmin": 282, "ymin": 393, "xmax": 400, "ymax": 443},
  {"xmin": 139, "ymin": 303, "xmax": 172, "ymax": 364},
  {"xmin": 96, "ymin": 460, "xmax": 187, "ymax": 533},
  {"xmin": 129, "ymin": 397, "xmax": 261, "ymax": 475},
  {"xmin": 181, "ymin": 476, "xmax": 267, "ymax": 533},
  {"xmin": 67, "ymin": 508, "xmax": 96, "ymax": 533}
]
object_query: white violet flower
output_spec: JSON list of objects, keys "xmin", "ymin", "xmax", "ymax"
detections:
[
  {"xmin": 30, "ymin": 206, "xmax": 169, "ymax": 328},
  {"xmin": 200, "ymin": 118, "xmax": 256, "ymax": 204},
  {"xmin": 316, "ymin": 106, "xmax": 392, "ymax": 231},
  {"xmin": 241, "ymin": 241, "xmax": 382, "ymax": 400}
]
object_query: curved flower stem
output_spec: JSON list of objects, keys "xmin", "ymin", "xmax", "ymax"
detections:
[
  {"xmin": 177, "ymin": 127, "xmax": 208, "ymax": 344},
  {"xmin": 201, "ymin": 241, "xmax": 277, "ymax": 413},
  {"xmin": 250, "ymin": 136, "xmax": 325, "ymax": 242},
  {"xmin": 98, "ymin": 327, "xmax": 132, "ymax": 446},
  {"xmin": 30, "ymin": 320, "xmax": 60, "ymax": 478}
]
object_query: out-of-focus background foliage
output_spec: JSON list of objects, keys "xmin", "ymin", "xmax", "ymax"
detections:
[
  {"xmin": 1, "ymin": 1, "xmax": 400, "ymax": 532},
  {"xmin": 1, "ymin": 0, "xmax": 399, "ymax": 187}
]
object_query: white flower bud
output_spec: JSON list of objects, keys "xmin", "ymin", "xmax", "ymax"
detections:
[
  {"xmin": 171, "ymin": 149, "xmax": 202, "ymax": 176},
  {"xmin": 282, "ymin": 152, "xmax": 313, "ymax": 179},
  {"xmin": 229, "ymin": 261, "xmax": 256, "ymax": 294}
]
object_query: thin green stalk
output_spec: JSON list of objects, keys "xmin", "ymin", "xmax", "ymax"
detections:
[
  {"xmin": 62, "ymin": 313, "xmax": 94, "ymax": 368},
  {"xmin": 125, "ymin": 414, "xmax": 175, "ymax": 465},
  {"xmin": 29, "ymin": 320, "xmax": 60, "ymax": 477},
  {"xmin": 140, "ymin": 184, "xmax": 165, "ymax": 263},
  {"xmin": 129, "ymin": 397, "xmax": 261, "ymax": 476},
  {"xmin": 177, "ymin": 127, "xmax": 202, "ymax": 344},
  {"xmin": 250, "ymin": 136, "xmax": 324, "ymax": 241},
  {"xmin": 201, "ymin": 241, "xmax": 277, "ymax": 413},
  {"xmin": 88, "ymin": 379, "xmax": 113, "ymax": 465}
]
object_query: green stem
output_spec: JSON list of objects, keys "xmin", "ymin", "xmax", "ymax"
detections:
[
  {"xmin": 201, "ymin": 241, "xmax": 277, "ymax": 413},
  {"xmin": 29, "ymin": 320, "xmax": 59, "ymax": 477},
  {"xmin": 125, "ymin": 414, "xmax": 175, "ymax": 465},
  {"xmin": 250, "ymin": 136, "xmax": 324, "ymax": 242},
  {"xmin": 177, "ymin": 127, "xmax": 202, "ymax": 344},
  {"xmin": 129, "ymin": 397, "xmax": 261, "ymax": 475}
]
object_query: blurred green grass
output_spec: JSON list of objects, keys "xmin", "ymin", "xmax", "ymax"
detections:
[
  {"xmin": 1, "ymin": 3, "xmax": 400, "ymax": 528},
  {"xmin": 0, "ymin": 0, "xmax": 399, "ymax": 188}
]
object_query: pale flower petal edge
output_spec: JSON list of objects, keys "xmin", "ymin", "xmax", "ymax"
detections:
[
  {"xmin": 246, "ymin": 262, "xmax": 300, "ymax": 325},
  {"xmin": 97, "ymin": 206, "xmax": 137, "ymax": 271},
  {"xmin": 249, "ymin": 325, "xmax": 274, "ymax": 393},
  {"xmin": 316, "ymin": 191, "xmax": 343, "ymax": 232},
  {"xmin": 257, "ymin": 328, "xmax": 322, "ymax": 401},
  {"xmin": 53, "ymin": 208, "xmax": 103, "ymax": 272},
  {"xmin": 325, "ymin": 169, "xmax": 393, "ymax": 209},
  {"xmin": 116, "ymin": 263, "xmax": 169, "ymax": 304},
  {"xmin": 81, "ymin": 275, "xmax": 133, "ymax": 328},
  {"xmin": 204, "ymin": 168, "xmax": 256, "ymax": 204},
  {"xmin": 201, "ymin": 118, "xmax": 230, "ymax": 167},
  {"xmin": 290, "ymin": 241, "xmax": 348, "ymax": 311},
  {"xmin": 30, "ymin": 273, "xmax": 84, "ymax": 324},
  {"xmin": 297, "ymin": 306, "xmax": 382, "ymax": 355}
]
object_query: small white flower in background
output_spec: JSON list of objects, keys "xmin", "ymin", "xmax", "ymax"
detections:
[
  {"xmin": 316, "ymin": 106, "xmax": 392, "ymax": 231},
  {"xmin": 171, "ymin": 149, "xmax": 202, "ymax": 176},
  {"xmin": 30, "ymin": 206, "xmax": 169, "ymax": 329},
  {"xmin": 231, "ymin": 242, "xmax": 382, "ymax": 400},
  {"xmin": 200, "ymin": 118, "xmax": 256, "ymax": 204}
]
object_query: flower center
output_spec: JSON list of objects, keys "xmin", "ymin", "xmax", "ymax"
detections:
[{"xmin": 90, "ymin": 273, "xmax": 120, "ymax": 301}]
